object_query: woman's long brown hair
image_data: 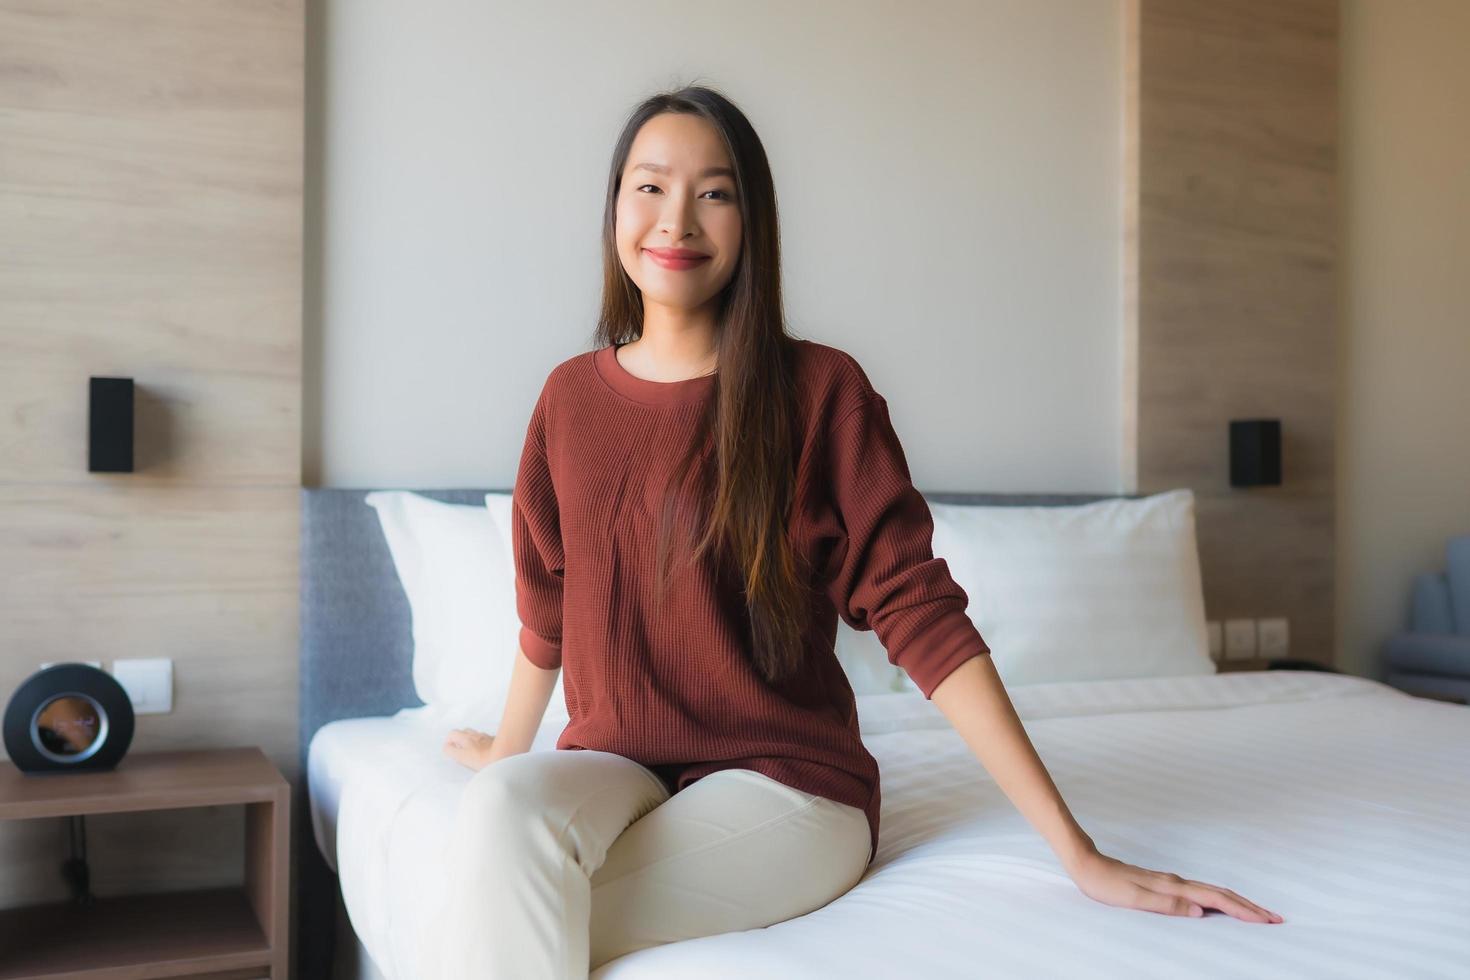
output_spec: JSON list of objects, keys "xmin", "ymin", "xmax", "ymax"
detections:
[{"xmin": 593, "ymin": 84, "xmax": 810, "ymax": 687}]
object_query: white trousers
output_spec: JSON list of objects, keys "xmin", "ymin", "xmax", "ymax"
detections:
[{"xmin": 421, "ymin": 747, "xmax": 872, "ymax": 979}]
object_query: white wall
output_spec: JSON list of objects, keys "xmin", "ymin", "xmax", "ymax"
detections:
[
  {"xmin": 307, "ymin": 0, "xmax": 1125, "ymax": 494},
  {"xmin": 1337, "ymin": 0, "xmax": 1470, "ymax": 678}
]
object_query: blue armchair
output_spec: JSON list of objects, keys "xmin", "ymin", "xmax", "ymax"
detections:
[{"xmin": 1383, "ymin": 534, "xmax": 1470, "ymax": 704}]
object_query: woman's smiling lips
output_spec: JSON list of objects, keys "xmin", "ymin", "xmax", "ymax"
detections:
[{"xmin": 644, "ymin": 246, "xmax": 711, "ymax": 271}]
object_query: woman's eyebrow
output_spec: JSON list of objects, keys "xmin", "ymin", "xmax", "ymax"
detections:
[{"xmin": 631, "ymin": 162, "xmax": 734, "ymax": 178}]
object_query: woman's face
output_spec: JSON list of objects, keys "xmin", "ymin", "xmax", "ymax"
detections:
[{"xmin": 615, "ymin": 112, "xmax": 742, "ymax": 313}]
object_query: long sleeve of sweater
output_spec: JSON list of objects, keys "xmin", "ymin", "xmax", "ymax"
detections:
[
  {"xmin": 511, "ymin": 387, "xmax": 565, "ymax": 670},
  {"xmin": 821, "ymin": 390, "xmax": 991, "ymax": 699}
]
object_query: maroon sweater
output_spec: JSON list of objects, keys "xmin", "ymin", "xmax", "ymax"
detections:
[{"xmin": 511, "ymin": 338, "xmax": 991, "ymax": 865}]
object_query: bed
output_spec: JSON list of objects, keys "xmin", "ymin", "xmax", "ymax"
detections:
[{"xmin": 299, "ymin": 489, "xmax": 1470, "ymax": 979}]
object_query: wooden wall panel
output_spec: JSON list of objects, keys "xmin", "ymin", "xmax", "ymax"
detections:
[
  {"xmin": 1125, "ymin": 0, "xmax": 1339, "ymax": 665},
  {"xmin": 0, "ymin": 0, "xmax": 303, "ymax": 915}
]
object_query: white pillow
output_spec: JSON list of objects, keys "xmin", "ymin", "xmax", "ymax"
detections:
[
  {"xmin": 363, "ymin": 491, "xmax": 569, "ymax": 727},
  {"xmin": 839, "ymin": 489, "xmax": 1216, "ymax": 690},
  {"xmin": 834, "ymin": 621, "xmax": 909, "ymax": 694}
]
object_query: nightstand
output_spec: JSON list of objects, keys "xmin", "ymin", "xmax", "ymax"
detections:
[{"xmin": 0, "ymin": 747, "xmax": 290, "ymax": 979}]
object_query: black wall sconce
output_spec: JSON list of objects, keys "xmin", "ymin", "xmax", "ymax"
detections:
[
  {"xmin": 1229, "ymin": 419, "xmax": 1281, "ymax": 488},
  {"xmin": 88, "ymin": 377, "xmax": 134, "ymax": 473}
]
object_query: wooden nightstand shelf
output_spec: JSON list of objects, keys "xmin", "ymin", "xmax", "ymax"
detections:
[{"xmin": 0, "ymin": 747, "xmax": 289, "ymax": 980}]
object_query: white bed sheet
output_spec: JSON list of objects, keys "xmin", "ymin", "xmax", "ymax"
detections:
[{"xmin": 307, "ymin": 671, "xmax": 1470, "ymax": 979}]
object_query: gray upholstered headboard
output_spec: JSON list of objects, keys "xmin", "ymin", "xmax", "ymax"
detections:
[{"xmin": 298, "ymin": 487, "xmax": 1124, "ymax": 769}]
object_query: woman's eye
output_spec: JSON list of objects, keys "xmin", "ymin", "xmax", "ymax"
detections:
[{"xmin": 634, "ymin": 184, "xmax": 732, "ymax": 201}]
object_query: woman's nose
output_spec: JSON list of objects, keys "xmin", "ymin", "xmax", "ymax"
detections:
[{"xmin": 659, "ymin": 192, "xmax": 697, "ymax": 239}]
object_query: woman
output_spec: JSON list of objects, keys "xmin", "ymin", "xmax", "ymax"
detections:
[{"xmin": 433, "ymin": 84, "xmax": 1282, "ymax": 978}]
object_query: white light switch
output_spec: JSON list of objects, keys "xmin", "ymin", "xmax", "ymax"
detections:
[
  {"xmin": 1224, "ymin": 619, "xmax": 1257, "ymax": 661},
  {"xmin": 111, "ymin": 658, "xmax": 173, "ymax": 715}
]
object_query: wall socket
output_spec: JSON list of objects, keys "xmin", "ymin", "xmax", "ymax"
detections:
[
  {"xmin": 1224, "ymin": 619, "xmax": 1258, "ymax": 660},
  {"xmin": 1258, "ymin": 617, "xmax": 1290, "ymax": 657}
]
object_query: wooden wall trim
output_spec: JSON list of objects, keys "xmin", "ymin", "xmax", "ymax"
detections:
[{"xmin": 1126, "ymin": 0, "xmax": 1339, "ymax": 664}]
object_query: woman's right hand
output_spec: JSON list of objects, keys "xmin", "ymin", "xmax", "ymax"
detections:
[{"xmin": 442, "ymin": 728, "xmax": 498, "ymax": 772}]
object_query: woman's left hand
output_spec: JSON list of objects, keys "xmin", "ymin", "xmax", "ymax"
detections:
[{"xmin": 1068, "ymin": 850, "xmax": 1283, "ymax": 923}]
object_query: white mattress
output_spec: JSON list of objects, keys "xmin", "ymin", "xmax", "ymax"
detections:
[{"xmin": 307, "ymin": 672, "xmax": 1470, "ymax": 979}]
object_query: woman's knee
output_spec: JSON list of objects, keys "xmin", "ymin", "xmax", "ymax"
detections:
[{"xmin": 456, "ymin": 754, "xmax": 547, "ymax": 824}]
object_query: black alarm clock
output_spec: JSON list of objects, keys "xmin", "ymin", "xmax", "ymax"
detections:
[{"xmin": 3, "ymin": 663, "xmax": 134, "ymax": 773}]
